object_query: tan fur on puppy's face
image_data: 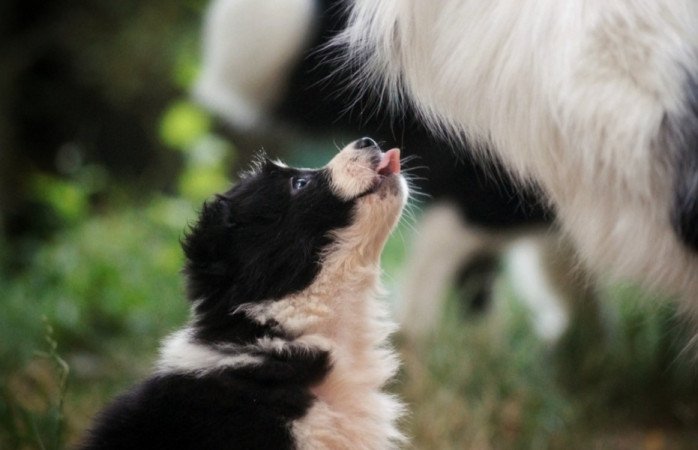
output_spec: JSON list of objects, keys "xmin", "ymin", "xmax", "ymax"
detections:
[
  {"xmin": 326, "ymin": 145, "xmax": 379, "ymax": 200},
  {"xmin": 325, "ymin": 142, "xmax": 408, "ymax": 265}
]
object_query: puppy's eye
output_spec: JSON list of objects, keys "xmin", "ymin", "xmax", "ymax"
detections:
[{"xmin": 291, "ymin": 176, "xmax": 310, "ymax": 190}]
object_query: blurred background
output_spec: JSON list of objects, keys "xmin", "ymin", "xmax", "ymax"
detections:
[{"xmin": 1, "ymin": 1, "xmax": 697, "ymax": 448}]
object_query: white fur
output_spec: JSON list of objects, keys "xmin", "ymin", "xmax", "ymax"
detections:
[
  {"xmin": 338, "ymin": 0, "xmax": 698, "ymax": 307},
  {"xmin": 194, "ymin": 0, "xmax": 317, "ymax": 129},
  {"xmin": 157, "ymin": 328, "xmax": 263, "ymax": 375},
  {"xmin": 507, "ymin": 238, "xmax": 570, "ymax": 343}
]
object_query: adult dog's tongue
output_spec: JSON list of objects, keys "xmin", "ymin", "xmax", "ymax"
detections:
[{"xmin": 377, "ymin": 148, "xmax": 401, "ymax": 175}]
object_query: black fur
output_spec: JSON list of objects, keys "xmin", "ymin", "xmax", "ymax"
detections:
[
  {"xmin": 671, "ymin": 73, "xmax": 698, "ymax": 251},
  {"xmin": 453, "ymin": 252, "xmax": 499, "ymax": 314},
  {"xmin": 80, "ymin": 158, "xmax": 353, "ymax": 449},
  {"xmin": 183, "ymin": 159, "xmax": 354, "ymax": 343},
  {"xmin": 79, "ymin": 349, "xmax": 330, "ymax": 450}
]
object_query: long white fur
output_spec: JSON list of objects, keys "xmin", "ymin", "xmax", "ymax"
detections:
[{"xmin": 338, "ymin": 0, "xmax": 698, "ymax": 309}]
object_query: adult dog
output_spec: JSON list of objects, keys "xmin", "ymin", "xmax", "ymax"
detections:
[{"xmin": 337, "ymin": 1, "xmax": 698, "ymax": 309}]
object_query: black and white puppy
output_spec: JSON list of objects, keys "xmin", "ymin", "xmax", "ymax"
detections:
[{"xmin": 79, "ymin": 138, "xmax": 407, "ymax": 449}]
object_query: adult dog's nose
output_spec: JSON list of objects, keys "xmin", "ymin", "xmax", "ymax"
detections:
[{"xmin": 355, "ymin": 137, "xmax": 378, "ymax": 149}]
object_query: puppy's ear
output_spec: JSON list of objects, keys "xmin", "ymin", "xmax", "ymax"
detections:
[
  {"xmin": 261, "ymin": 158, "xmax": 279, "ymax": 174},
  {"xmin": 671, "ymin": 75, "xmax": 698, "ymax": 251},
  {"xmin": 214, "ymin": 194, "xmax": 238, "ymax": 229},
  {"xmin": 182, "ymin": 197, "xmax": 234, "ymax": 266}
]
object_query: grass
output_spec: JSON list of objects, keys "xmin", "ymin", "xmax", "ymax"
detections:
[
  {"xmin": 383, "ymin": 237, "xmax": 698, "ymax": 449},
  {"xmin": 396, "ymin": 287, "xmax": 572, "ymax": 449},
  {"xmin": 0, "ymin": 196, "xmax": 192, "ymax": 448}
]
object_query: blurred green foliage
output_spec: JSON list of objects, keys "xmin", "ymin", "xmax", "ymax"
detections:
[
  {"xmin": 0, "ymin": 0, "xmax": 212, "ymax": 246},
  {"xmin": 0, "ymin": 4, "xmax": 239, "ymax": 440},
  {"xmin": 177, "ymin": 135, "xmax": 235, "ymax": 204},
  {"xmin": 160, "ymin": 101, "xmax": 212, "ymax": 150},
  {"xmin": 0, "ymin": 197, "xmax": 191, "ymax": 448}
]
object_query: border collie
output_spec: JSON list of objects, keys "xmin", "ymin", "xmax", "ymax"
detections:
[
  {"xmin": 194, "ymin": 0, "xmax": 582, "ymax": 342},
  {"xmin": 336, "ymin": 0, "xmax": 698, "ymax": 308},
  {"xmin": 79, "ymin": 138, "xmax": 407, "ymax": 449}
]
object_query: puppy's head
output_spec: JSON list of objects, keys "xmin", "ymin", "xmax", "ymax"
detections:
[{"xmin": 182, "ymin": 138, "xmax": 407, "ymax": 323}]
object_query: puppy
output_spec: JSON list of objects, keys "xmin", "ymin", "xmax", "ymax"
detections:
[
  {"xmin": 337, "ymin": 0, "xmax": 698, "ymax": 307},
  {"xmin": 79, "ymin": 138, "xmax": 407, "ymax": 449}
]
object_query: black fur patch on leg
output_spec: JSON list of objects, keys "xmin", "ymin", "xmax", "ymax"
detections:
[
  {"xmin": 453, "ymin": 252, "xmax": 499, "ymax": 314},
  {"xmin": 671, "ymin": 74, "xmax": 698, "ymax": 251}
]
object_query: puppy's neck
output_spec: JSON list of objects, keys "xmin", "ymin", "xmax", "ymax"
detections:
[{"xmin": 238, "ymin": 252, "xmax": 383, "ymax": 339}]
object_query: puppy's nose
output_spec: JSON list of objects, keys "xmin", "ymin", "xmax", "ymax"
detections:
[{"xmin": 355, "ymin": 137, "xmax": 378, "ymax": 149}]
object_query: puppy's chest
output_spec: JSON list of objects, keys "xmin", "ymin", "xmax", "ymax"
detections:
[
  {"xmin": 262, "ymin": 274, "xmax": 402, "ymax": 447},
  {"xmin": 292, "ymin": 353, "xmax": 402, "ymax": 449}
]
